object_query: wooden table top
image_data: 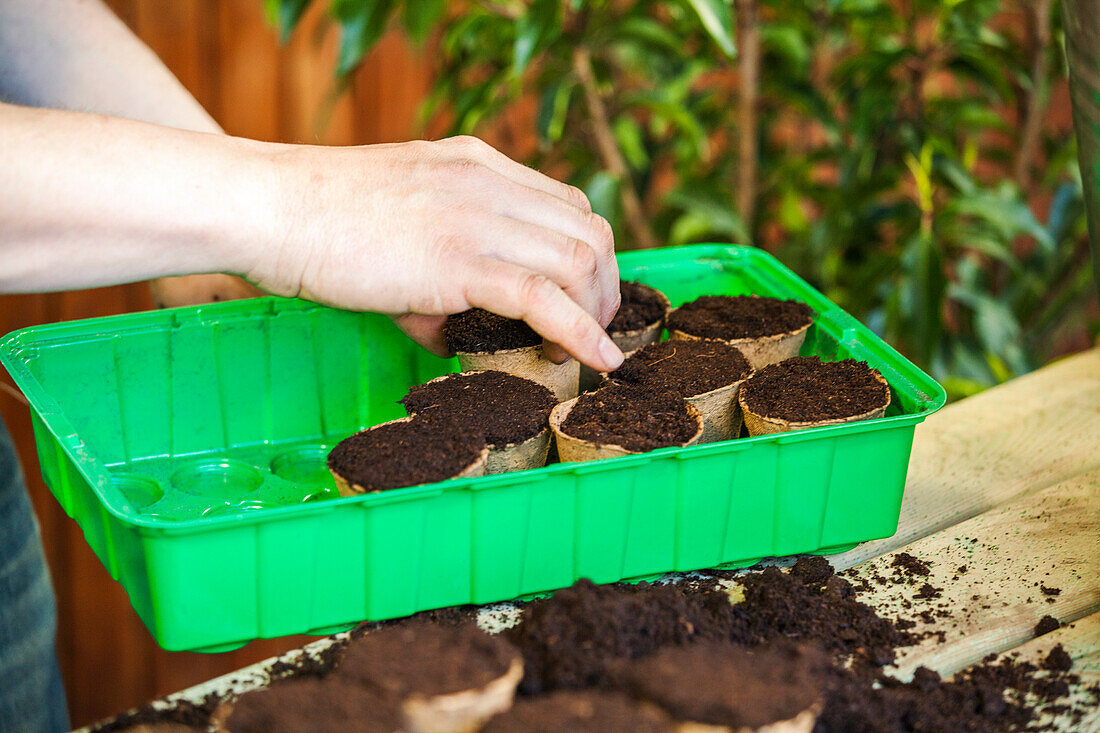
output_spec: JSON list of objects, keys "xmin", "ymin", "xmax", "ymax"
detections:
[{"xmin": 84, "ymin": 346, "xmax": 1100, "ymax": 732}]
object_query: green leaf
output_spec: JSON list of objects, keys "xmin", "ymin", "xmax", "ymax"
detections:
[
  {"xmin": 537, "ymin": 80, "xmax": 574, "ymax": 143},
  {"xmin": 513, "ymin": 0, "xmax": 559, "ymax": 76},
  {"xmin": 265, "ymin": 0, "xmax": 313, "ymax": 42},
  {"xmin": 684, "ymin": 0, "xmax": 736, "ymax": 57},
  {"xmin": 331, "ymin": 0, "xmax": 399, "ymax": 76},
  {"xmin": 402, "ymin": 0, "xmax": 445, "ymax": 45},
  {"xmin": 612, "ymin": 117, "xmax": 649, "ymax": 170},
  {"xmin": 584, "ymin": 171, "xmax": 620, "ymax": 224}
]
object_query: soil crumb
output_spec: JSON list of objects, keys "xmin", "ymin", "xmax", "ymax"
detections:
[{"xmin": 1034, "ymin": 615, "xmax": 1061, "ymax": 636}]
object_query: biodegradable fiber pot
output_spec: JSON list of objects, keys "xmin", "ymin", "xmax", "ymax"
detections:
[
  {"xmin": 737, "ymin": 357, "xmax": 891, "ymax": 436},
  {"xmin": 401, "ymin": 370, "xmax": 556, "ymax": 475},
  {"xmin": 402, "ymin": 658, "xmax": 524, "ymax": 733},
  {"xmin": 667, "ymin": 295, "xmax": 813, "ymax": 371},
  {"xmin": 328, "ymin": 417, "xmax": 489, "ymax": 497},
  {"xmin": 445, "ymin": 309, "xmax": 579, "ymax": 401},
  {"xmin": 549, "ymin": 389, "xmax": 704, "ymax": 462},
  {"xmin": 675, "ymin": 707, "xmax": 819, "ymax": 733},
  {"xmin": 580, "ymin": 281, "xmax": 672, "ymax": 392},
  {"xmin": 603, "ymin": 339, "xmax": 754, "ymax": 444}
]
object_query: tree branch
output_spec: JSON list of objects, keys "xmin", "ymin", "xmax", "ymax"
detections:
[
  {"xmin": 735, "ymin": 0, "xmax": 761, "ymax": 229},
  {"xmin": 1013, "ymin": 0, "xmax": 1053, "ymax": 189},
  {"xmin": 572, "ymin": 46, "xmax": 660, "ymax": 249}
]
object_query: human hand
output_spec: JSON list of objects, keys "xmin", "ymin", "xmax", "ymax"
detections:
[
  {"xmin": 244, "ymin": 136, "xmax": 623, "ymax": 371},
  {"xmin": 149, "ymin": 273, "xmax": 264, "ymax": 308}
]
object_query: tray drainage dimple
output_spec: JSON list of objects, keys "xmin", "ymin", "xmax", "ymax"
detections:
[
  {"xmin": 110, "ymin": 474, "xmax": 164, "ymax": 512},
  {"xmin": 171, "ymin": 459, "xmax": 263, "ymax": 500},
  {"xmin": 270, "ymin": 446, "xmax": 337, "ymax": 501}
]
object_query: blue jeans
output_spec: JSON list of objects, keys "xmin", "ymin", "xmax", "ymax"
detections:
[{"xmin": 0, "ymin": 418, "xmax": 69, "ymax": 732}]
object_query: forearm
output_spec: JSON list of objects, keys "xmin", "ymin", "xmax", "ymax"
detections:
[
  {"xmin": 0, "ymin": 0, "xmax": 220, "ymax": 133},
  {"xmin": 0, "ymin": 102, "xmax": 270, "ymax": 292}
]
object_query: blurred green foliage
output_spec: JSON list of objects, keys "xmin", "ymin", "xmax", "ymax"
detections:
[{"xmin": 268, "ymin": 0, "xmax": 1097, "ymax": 398}]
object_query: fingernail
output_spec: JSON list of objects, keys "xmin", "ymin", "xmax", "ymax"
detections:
[{"xmin": 599, "ymin": 337, "xmax": 624, "ymax": 370}]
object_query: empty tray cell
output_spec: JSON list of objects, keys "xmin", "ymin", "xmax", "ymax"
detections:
[{"xmin": 171, "ymin": 459, "xmax": 264, "ymax": 499}]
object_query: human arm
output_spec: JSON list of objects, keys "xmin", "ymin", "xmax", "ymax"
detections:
[
  {"xmin": 0, "ymin": 103, "xmax": 624, "ymax": 370},
  {"xmin": 0, "ymin": 0, "xmax": 258, "ymax": 305}
]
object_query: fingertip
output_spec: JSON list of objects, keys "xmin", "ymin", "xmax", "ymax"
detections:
[
  {"xmin": 598, "ymin": 336, "xmax": 624, "ymax": 371},
  {"xmin": 543, "ymin": 342, "xmax": 572, "ymax": 365}
]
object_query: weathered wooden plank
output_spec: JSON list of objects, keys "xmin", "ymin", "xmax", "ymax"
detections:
[
  {"xmin": 845, "ymin": 468, "xmax": 1100, "ymax": 680},
  {"xmin": 832, "ymin": 347, "xmax": 1100, "ymax": 570}
]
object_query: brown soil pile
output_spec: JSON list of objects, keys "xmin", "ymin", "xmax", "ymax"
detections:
[
  {"xmin": 607, "ymin": 281, "xmax": 666, "ymax": 334},
  {"xmin": 224, "ymin": 679, "xmax": 398, "ymax": 733},
  {"xmin": 508, "ymin": 578, "xmax": 735, "ymax": 694},
  {"xmin": 481, "ymin": 691, "xmax": 672, "ymax": 733},
  {"xmin": 327, "ymin": 420, "xmax": 485, "ymax": 492},
  {"xmin": 401, "ymin": 370, "xmax": 557, "ymax": 447},
  {"xmin": 335, "ymin": 621, "xmax": 517, "ymax": 698},
  {"xmin": 560, "ymin": 384, "xmax": 698, "ymax": 452},
  {"xmin": 614, "ymin": 639, "xmax": 822, "ymax": 729},
  {"xmin": 1035, "ymin": 615, "xmax": 1061, "ymax": 636},
  {"xmin": 607, "ymin": 339, "xmax": 752, "ymax": 397},
  {"xmin": 740, "ymin": 356, "xmax": 890, "ymax": 422},
  {"xmin": 667, "ymin": 295, "xmax": 812, "ymax": 340},
  {"xmin": 444, "ymin": 309, "xmax": 542, "ymax": 353}
]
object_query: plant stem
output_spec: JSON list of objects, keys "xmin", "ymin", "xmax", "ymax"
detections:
[
  {"xmin": 1013, "ymin": 0, "xmax": 1053, "ymax": 189},
  {"xmin": 572, "ymin": 45, "xmax": 660, "ymax": 249},
  {"xmin": 735, "ymin": 0, "xmax": 761, "ymax": 229}
]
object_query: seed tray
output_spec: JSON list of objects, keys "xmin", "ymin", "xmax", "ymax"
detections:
[{"xmin": 0, "ymin": 245, "xmax": 945, "ymax": 651}]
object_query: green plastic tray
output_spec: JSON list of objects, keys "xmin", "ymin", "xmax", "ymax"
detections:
[{"xmin": 0, "ymin": 245, "xmax": 944, "ymax": 652}]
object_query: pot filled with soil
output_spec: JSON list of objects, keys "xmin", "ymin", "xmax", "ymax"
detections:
[
  {"xmin": 613, "ymin": 640, "xmax": 823, "ymax": 733},
  {"xmin": 666, "ymin": 295, "xmax": 813, "ymax": 370},
  {"xmin": 400, "ymin": 370, "xmax": 558, "ymax": 474},
  {"xmin": 604, "ymin": 339, "xmax": 753, "ymax": 443},
  {"xmin": 327, "ymin": 418, "xmax": 489, "ymax": 497},
  {"xmin": 580, "ymin": 280, "xmax": 671, "ymax": 391},
  {"xmin": 444, "ymin": 309, "xmax": 579, "ymax": 401},
  {"xmin": 482, "ymin": 690, "xmax": 674, "ymax": 732},
  {"xmin": 217, "ymin": 623, "xmax": 522, "ymax": 733},
  {"xmin": 549, "ymin": 383, "xmax": 703, "ymax": 462},
  {"xmin": 335, "ymin": 622, "xmax": 524, "ymax": 733},
  {"xmin": 737, "ymin": 356, "xmax": 891, "ymax": 436}
]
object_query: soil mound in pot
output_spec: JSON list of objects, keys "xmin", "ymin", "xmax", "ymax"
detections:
[
  {"xmin": 327, "ymin": 420, "xmax": 485, "ymax": 493},
  {"xmin": 667, "ymin": 295, "xmax": 812, "ymax": 340},
  {"xmin": 444, "ymin": 309, "xmax": 541, "ymax": 353},
  {"xmin": 740, "ymin": 356, "xmax": 889, "ymax": 423},
  {"xmin": 608, "ymin": 339, "xmax": 752, "ymax": 397},
  {"xmin": 224, "ymin": 678, "xmax": 399, "ymax": 733},
  {"xmin": 335, "ymin": 621, "xmax": 519, "ymax": 699},
  {"xmin": 607, "ymin": 280, "xmax": 667, "ymax": 334},
  {"xmin": 400, "ymin": 370, "xmax": 556, "ymax": 447},
  {"xmin": 482, "ymin": 690, "xmax": 672, "ymax": 733},
  {"xmin": 508, "ymin": 578, "xmax": 736, "ymax": 694},
  {"xmin": 614, "ymin": 639, "xmax": 822, "ymax": 730},
  {"xmin": 559, "ymin": 383, "xmax": 699, "ymax": 452}
]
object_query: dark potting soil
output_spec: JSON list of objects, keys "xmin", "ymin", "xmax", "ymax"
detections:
[
  {"xmin": 560, "ymin": 383, "xmax": 698, "ymax": 452},
  {"xmin": 614, "ymin": 640, "xmax": 822, "ymax": 729},
  {"xmin": 224, "ymin": 678, "xmax": 399, "ymax": 733},
  {"xmin": 335, "ymin": 621, "xmax": 518, "ymax": 698},
  {"xmin": 1043, "ymin": 644, "xmax": 1073, "ymax": 672},
  {"xmin": 400, "ymin": 370, "xmax": 557, "ymax": 447},
  {"xmin": 444, "ymin": 309, "xmax": 542, "ymax": 353},
  {"xmin": 666, "ymin": 294, "xmax": 812, "ymax": 340},
  {"xmin": 481, "ymin": 690, "xmax": 673, "ymax": 733},
  {"xmin": 740, "ymin": 356, "xmax": 890, "ymax": 422},
  {"xmin": 607, "ymin": 338, "xmax": 752, "ymax": 398},
  {"xmin": 607, "ymin": 280, "xmax": 667, "ymax": 334},
  {"xmin": 1035, "ymin": 615, "xmax": 1061, "ymax": 636},
  {"xmin": 508, "ymin": 578, "xmax": 736, "ymax": 694},
  {"xmin": 327, "ymin": 419, "xmax": 485, "ymax": 492},
  {"xmin": 90, "ymin": 695, "xmax": 222, "ymax": 732}
]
